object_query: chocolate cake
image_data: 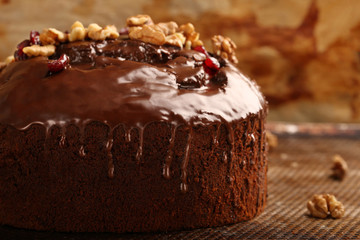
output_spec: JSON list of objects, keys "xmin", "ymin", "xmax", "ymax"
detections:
[{"xmin": 0, "ymin": 15, "xmax": 267, "ymax": 232}]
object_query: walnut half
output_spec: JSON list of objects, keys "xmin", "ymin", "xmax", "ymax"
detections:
[
  {"xmin": 331, "ymin": 154, "xmax": 348, "ymax": 180},
  {"xmin": 307, "ymin": 194, "xmax": 345, "ymax": 219}
]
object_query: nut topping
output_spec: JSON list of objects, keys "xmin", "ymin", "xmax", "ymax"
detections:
[
  {"xmin": 129, "ymin": 25, "xmax": 166, "ymax": 45},
  {"xmin": 40, "ymin": 28, "xmax": 68, "ymax": 45},
  {"xmin": 179, "ymin": 23, "xmax": 203, "ymax": 49},
  {"xmin": 157, "ymin": 21, "xmax": 178, "ymax": 35},
  {"xmin": 307, "ymin": 194, "xmax": 345, "ymax": 219},
  {"xmin": 165, "ymin": 33, "xmax": 186, "ymax": 48},
  {"xmin": 87, "ymin": 23, "xmax": 119, "ymax": 41},
  {"xmin": 69, "ymin": 21, "xmax": 86, "ymax": 42},
  {"xmin": 22, "ymin": 45, "xmax": 56, "ymax": 57},
  {"xmin": 5, "ymin": 56, "xmax": 15, "ymax": 64},
  {"xmin": 211, "ymin": 35, "xmax": 238, "ymax": 64},
  {"xmin": 126, "ymin": 14, "xmax": 153, "ymax": 27}
]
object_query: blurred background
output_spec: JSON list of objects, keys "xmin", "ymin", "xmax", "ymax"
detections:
[{"xmin": 1, "ymin": 0, "xmax": 360, "ymax": 123}]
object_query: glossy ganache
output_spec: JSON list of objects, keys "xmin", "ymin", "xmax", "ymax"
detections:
[
  {"xmin": 0, "ymin": 39, "xmax": 267, "ymax": 232},
  {"xmin": 0, "ymin": 39, "xmax": 264, "ymax": 126}
]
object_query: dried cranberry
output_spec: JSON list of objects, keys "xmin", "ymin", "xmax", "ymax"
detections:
[
  {"xmin": 30, "ymin": 31, "xmax": 40, "ymax": 45},
  {"xmin": 193, "ymin": 45, "xmax": 220, "ymax": 75},
  {"xmin": 203, "ymin": 57, "xmax": 220, "ymax": 75},
  {"xmin": 193, "ymin": 46, "xmax": 209, "ymax": 58},
  {"xmin": 48, "ymin": 54, "xmax": 70, "ymax": 73},
  {"xmin": 119, "ymin": 27, "xmax": 129, "ymax": 35},
  {"xmin": 14, "ymin": 39, "xmax": 31, "ymax": 61}
]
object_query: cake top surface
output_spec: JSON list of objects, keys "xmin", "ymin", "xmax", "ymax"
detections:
[{"xmin": 0, "ymin": 15, "xmax": 266, "ymax": 128}]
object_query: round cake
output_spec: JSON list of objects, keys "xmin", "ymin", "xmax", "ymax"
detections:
[{"xmin": 0, "ymin": 15, "xmax": 268, "ymax": 232}]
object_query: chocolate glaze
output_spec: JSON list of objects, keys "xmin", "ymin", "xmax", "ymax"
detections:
[{"xmin": 0, "ymin": 39, "xmax": 265, "ymax": 128}]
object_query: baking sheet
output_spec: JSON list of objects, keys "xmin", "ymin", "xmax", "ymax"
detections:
[{"xmin": 2, "ymin": 122, "xmax": 360, "ymax": 240}]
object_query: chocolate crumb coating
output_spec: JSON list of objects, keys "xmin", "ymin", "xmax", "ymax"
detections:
[{"xmin": 0, "ymin": 38, "xmax": 267, "ymax": 232}]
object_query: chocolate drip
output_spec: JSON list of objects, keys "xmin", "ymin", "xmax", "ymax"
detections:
[
  {"xmin": 245, "ymin": 120, "xmax": 256, "ymax": 165},
  {"xmin": 250, "ymin": 132, "xmax": 257, "ymax": 164},
  {"xmin": 163, "ymin": 124, "xmax": 177, "ymax": 179},
  {"xmin": 135, "ymin": 126, "xmax": 144, "ymax": 163},
  {"xmin": 226, "ymin": 123, "xmax": 235, "ymax": 159},
  {"xmin": 125, "ymin": 127, "xmax": 132, "ymax": 143},
  {"xmin": 59, "ymin": 126, "xmax": 66, "ymax": 148},
  {"xmin": 222, "ymin": 151, "xmax": 228, "ymax": 163},
  {"xmin": 107, "ymin": 128, "xmax": 114, "ymax": 179},
  {"xmin": 78, "ymin": 124, "xmax": 86, "ymax": 157},
  {"xmin": 180, "ymin": 127, "xmax": 193, "ymax": 193},
  {"xmin": 213, "ymin": 123, "xmax": 221, "ymax": 146}
]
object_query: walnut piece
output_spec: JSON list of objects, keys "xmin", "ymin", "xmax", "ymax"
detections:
[
  {"xmin": 331, "ymin": 154, "xmax": 348, "ymax": 180},
  {"xmin": 157, "ymin": 21, "xmax": 178, "ymax": 35},
  {"xmin": 87, "ymin": 23, "xmax": 103, "ymax": 40},
  {"xmin": 179, "ymin": 23, "xmax": 203, "ymax": 49},
  {"xmin": 103, "ymin": 25, "xmax": 120, "ymax": 39},
  {"xmin": 5, "ymin": 55, "xmax": 14, "ymax": 64},
  {"xmin": 87, "ymin": 23, "xmax": 119, "ymax": 41},
  {"xmin": 129, "ymin": 25, "xmax": 166, "ymax": 45},
  {"xmin": 211, "ymin": 35, "xmax": 238, "ymax": 64},
  {"xmin": 307, "ymin": 194, "xmax": 345, "ymax": 219},
  {"xmin": 22, "ymin": 45, "xmax": 56, "ymax": 57},
  {"xmin": 165, "ymin": 33, "xmax": 186, "ymax": 48},
  {"xmin": 126, "ymin": 14, "xmax": 153, "ymax": 27},
  {"xmin": 179, "ymin": 23, "xmax": 195, "ymax": 36},
  {"xmin": 125, "ymin": 15, "xmax": 201, "ymax": 48},
  {"xmin": 69, "ymin": 21, "xmax": 86, "ymax": 42},
  {"xmin": 40, "ymin": 28, "xmax": 68, "ymax": 45}
]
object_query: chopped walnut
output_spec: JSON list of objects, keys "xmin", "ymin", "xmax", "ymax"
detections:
[
  {"xmin": 129, "ymin": 25, "xmax": 166, "ymax": 45},
  {"xmin": 179, "ymin": 23, "xmax": 203, "ymax": 49},
  {"xmin": 165, "ymin": 33, "xmax": 186, "ymax": 48},
  {"xmin": 103, "ymin": 25, "xmax": 120, "ymax": 39},
  {"xmin": 184, "ymin": 40, "xmax": 192, "ymax": 50},
  {"xmin": 5, "ymin": 55, "xmax": 14, "ymax": 64},
  {"xmin": 126, "ymin": 14, "xmax": 153, "ymax": 27},
  {"xmin": 211, "ymin": 35, "xmax": 238, "ymax": 64},
  {"xmin": 40, "ymin": 28, "xmax": 68, "ymax": 45},
  {"xmin": 157, "ymin": 21, "xmax": 178, "ymax": 35},
  {"xmin": 87, "ymin": 23, "xmax": 119, "ymax": 41},
  {"xmin": 192, "ymin": 39, "xmax": 203, "ymax": 48},
  {"xmin": 179, "ymin": 23, "xmax": 195, "ymax": 36},
  {"xmin": 331, "ymin": 154, "xmax": 348, "ymax": 180},
  {"xmin": 125, "ymin": 15, "xmax": 202, "ymax": 49},
  {"xmin": 307, "ymin": 194, "xmax": 345, "ymax": 219},
  {"xmin": 69, "ymin": 21, "xmax": 86, "ymax": 42},
  {"xmin": 22, "ymin": 45, "xmax": 56, "ymax": 57},
  {"xmin": 87, "ymin": 23, "xmax": 102, "ymax": 40},
  {"xmin": 266, "ymin": 131, "xmax": 278, "ymax": 150}
]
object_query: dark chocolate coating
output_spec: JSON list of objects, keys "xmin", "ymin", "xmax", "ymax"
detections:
[{"xmin": 0, "ymin": 39, "xmax": 267, "ymax": 232}]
